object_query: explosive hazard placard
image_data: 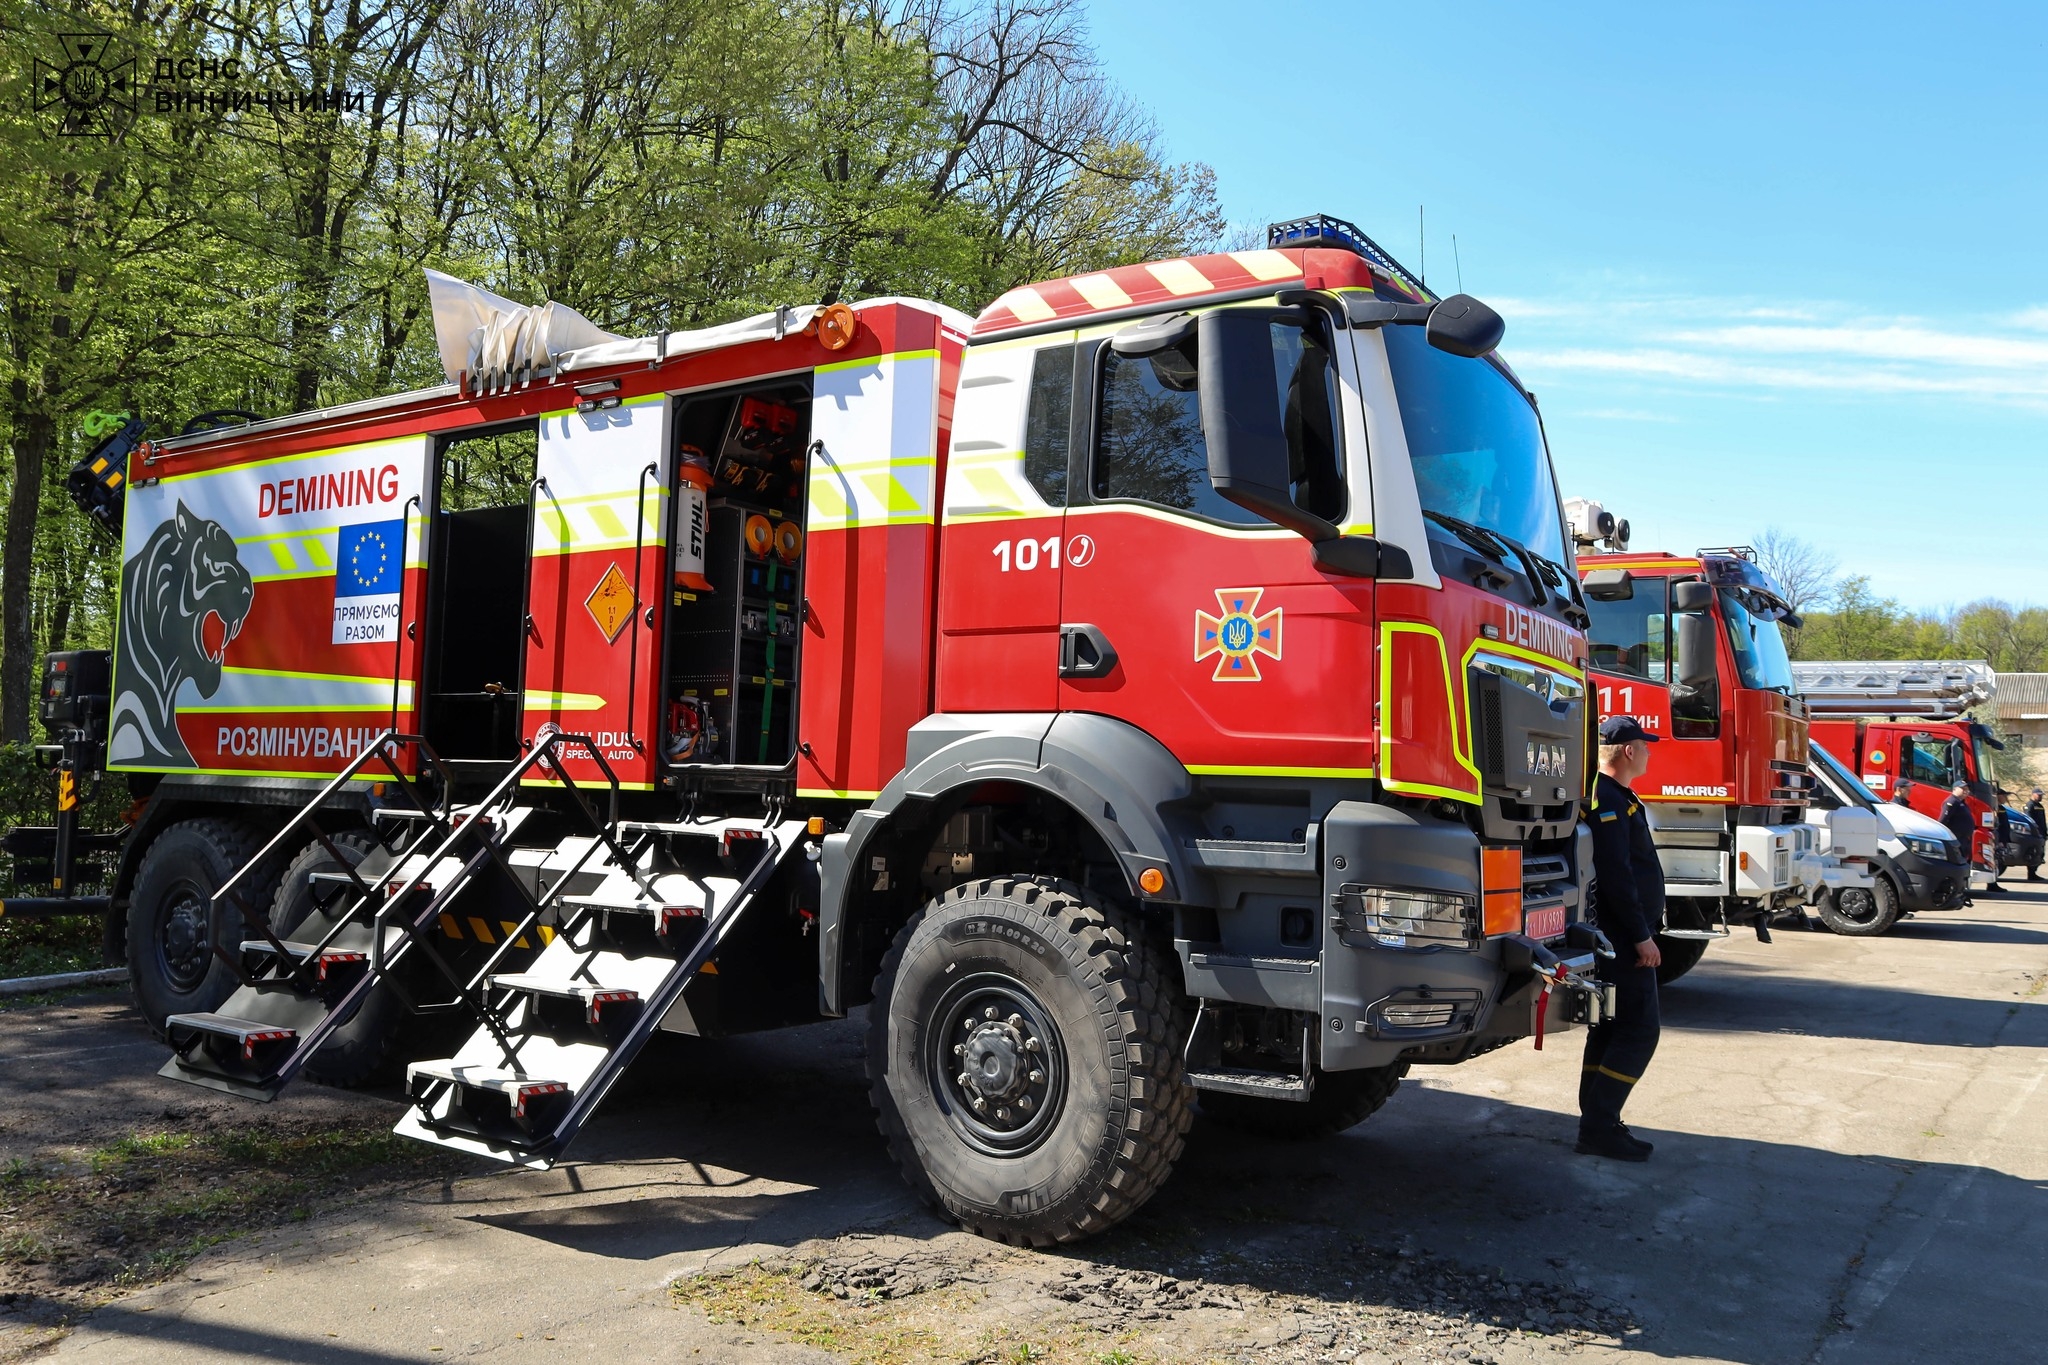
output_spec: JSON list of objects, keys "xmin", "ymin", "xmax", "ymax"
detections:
[{"xmin": 333, "ymin": 518, "xmax": 405, "ymax": 643}]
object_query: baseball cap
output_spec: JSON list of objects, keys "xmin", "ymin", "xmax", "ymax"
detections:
[{"xmin": 1599, "ymin": 715, "xmax": 1661, "ymax": 745}]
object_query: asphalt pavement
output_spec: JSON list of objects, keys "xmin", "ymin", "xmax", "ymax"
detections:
[{"xmin": 6, "ymin": 879, "xmax": 2044, "ymax": 1364}]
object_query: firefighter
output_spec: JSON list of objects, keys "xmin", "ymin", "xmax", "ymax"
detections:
[
  {"xmin": 1939, "ymin": 782, "xmax": 1983, "ymax": 889},
  {"xmin": 1579, "ymin": 715, "xmax": 1664, "ymax": 1163},
  {"xmin": 2029, "ymin": 790, "xmax": 2046, "ymax": 879}
]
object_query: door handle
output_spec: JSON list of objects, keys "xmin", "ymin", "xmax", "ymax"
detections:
[{"xmin": 1058, "ymin": 623, "xmax": 1118, "ymax": 679}]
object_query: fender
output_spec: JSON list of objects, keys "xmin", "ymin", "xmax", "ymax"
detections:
[{"xmin": 816, "ymin": 712, "xmax": 1203, "ymax": 1016}]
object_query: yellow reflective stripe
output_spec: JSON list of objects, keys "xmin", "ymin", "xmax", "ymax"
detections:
[
  {"xmin": 1379, "ymin": 622, "xmax": 1483, "ymax": 804},
  {"xmin": 467, "ymin": 918, "xmax": 496, "ymax": 944},
  {"xmin": 796, "ymin": 786, "xmax": 883, "ymax": 800},
  {"xmin": 818, "ymin": 347, "xmax": 940, "ymax": 374},
  {"xmin": 524, "ymin": 690, "xmax": 606, "ymax": 712},
  {"xmin": 1462, "ymin": 637, "xmax": 1585, "ymax": 682},
  {"xmin": 1596, "ymin": 1065, "xmax": 1640, "ymax": 1084},
  {"xmin": 176, "ymin": 702, "xmax": 404, "ymax": 714},
  {"xmin": 1187, "ymin": 764, "xmax": 1376, "ymax": 780}
]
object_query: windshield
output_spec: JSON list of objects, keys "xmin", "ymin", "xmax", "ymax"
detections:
[
  {"xmin": 1812, "ymin": 743, "xmax": 1882, "ymax": 807},
  {"xmin": 1718, "ymin": 588, "xmax": 1795, "ymax": 692},
  {"xmin": 1382, "ymin": 326, "xmax": 1566, "ymax": 564},
  {"xmin": 1973, "ymin": 735, "xmax": 1999, "ymax": 787}
]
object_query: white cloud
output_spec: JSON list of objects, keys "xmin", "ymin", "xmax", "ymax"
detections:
[
  {"xmin": 1570, "ymin": 407, "xmax": 1681, "ymax": 422},
  {"xmin": 1503, "ymin": 292, "xmax": 2048, "ymax": 406}
]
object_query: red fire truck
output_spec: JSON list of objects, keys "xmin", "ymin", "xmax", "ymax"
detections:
[
  {"xmin": 1575, "ymin": 537, "xmax": 1876, "ymax": 983},
  {"xmin": 1794, "ymin": 661, "xmax": 2003, "ymax": 884},
  {"xmin": 9, "ymin": 216, "xmax": 1613, "ymax": 1245}
]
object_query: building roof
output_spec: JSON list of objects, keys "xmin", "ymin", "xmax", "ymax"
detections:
[{"xmin": 1993, "ymin": 672, "xmax": 2048, "ymax": 715}]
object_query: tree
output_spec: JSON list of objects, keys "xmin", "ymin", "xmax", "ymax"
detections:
[{"xmin": 1752, "ymin": 527, "xmax": 1838, "ymax": 620}]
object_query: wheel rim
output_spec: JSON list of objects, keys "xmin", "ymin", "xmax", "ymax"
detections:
[
  {"xmin": 1835, "ymin": 888, "xmax": 1881, "ymax": 925},
  {"xmin": 156, "ymin": 879, "xmax": 214, "ymax": 991},
  {"xmin": 928, "ymin": 972, "xmax": 1067, "ymax": 1156}
]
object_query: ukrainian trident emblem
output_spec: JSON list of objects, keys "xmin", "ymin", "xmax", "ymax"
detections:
[{"xmin": 1195, "ymin": 588, "xmax": 1282, "ymax": 682}]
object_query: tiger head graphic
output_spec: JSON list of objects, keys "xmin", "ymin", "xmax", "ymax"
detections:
[{"xmin": 108, "ymin": 502, "xmax": 254, "ymax": 768}]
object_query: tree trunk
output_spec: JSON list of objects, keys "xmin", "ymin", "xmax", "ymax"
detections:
[{"xmin": 3, "ymin": 393, "xmax": 53, "ymax": 742}]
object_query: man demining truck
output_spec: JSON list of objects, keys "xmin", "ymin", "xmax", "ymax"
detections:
[{"xmin": 6, "ymin": 216, "xmax": 1617, "ymax": 1245}]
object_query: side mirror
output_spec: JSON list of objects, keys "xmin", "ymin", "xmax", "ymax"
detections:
[
  {"xmin": 1110, "ymin": 311, "xmax": 1196, "ymax": 357},
  {"xmin": 1197, "ymin": 308, "xmax": 1338, "ymax": 543},
  {"xmin": 1581, "ymin": 567, "xmax": 1633, "ymax": 601},
  {"xmin": 1672, "ymin": 581, "xmax": 1715, "ymax": 612},
  {"xmin": 1672, "ymin": 583, "xmax": 1718, "ymax": 691},
  {"xmin": 1425, "ymin": 293, "xmax": 1506, "ymax": 358}
]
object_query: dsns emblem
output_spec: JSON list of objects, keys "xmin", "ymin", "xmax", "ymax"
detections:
[{"xmin": 1195, "ymin": 588, "xmax": 1281, "ymax": 681}]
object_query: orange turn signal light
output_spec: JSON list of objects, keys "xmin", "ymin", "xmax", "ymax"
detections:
[
  {"xmin": 814, "ymin": 302, "xmax": 859, "ymax": 351},
  {"xmin": 1480, "ymin": 846, "xmax": 1523, "ymax": 936},
  {"xmin": 807, "ymin": 816, "xmax": 828, "ymax": 837},
  {"xmin": 1483, "ymin": 891, "xmax": 1522, "ymax": 937},
  {"xmin": 1138, "ymin": 867, "xmax": 1166, "ymax": 895}
]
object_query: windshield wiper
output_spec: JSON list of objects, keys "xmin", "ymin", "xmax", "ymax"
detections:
[
  {"xmin": 1423, "ymin": 510, "xmax": 1512, "ymax": 560},
  {"xmin": 1424, "ymin": 511, "xmax": 1549, "ymax": 609}
]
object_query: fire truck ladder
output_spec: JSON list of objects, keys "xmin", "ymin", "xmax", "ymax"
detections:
[{"xmin": 1788, "ymin": 660, "xmax": 1996, "ymax": 719}]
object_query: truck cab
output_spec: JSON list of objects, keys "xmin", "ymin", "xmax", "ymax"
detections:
[
  {"xmin": 1795, "ymin": 662, "xmax": 2003, "ymax": 885},
  {"xmin": 1577, "ymin": 544, "xmax": 1876, "ymax": 979}
]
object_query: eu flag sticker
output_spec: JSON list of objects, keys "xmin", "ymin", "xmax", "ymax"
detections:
[{"xmin": 333, "ymin": 519, "xmax": 404, "ymax": 644}]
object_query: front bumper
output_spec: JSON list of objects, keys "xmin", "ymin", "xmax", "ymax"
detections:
[{"xmin": 1890, "ymin": 851, "xmax": 1970, "ymax": 912}]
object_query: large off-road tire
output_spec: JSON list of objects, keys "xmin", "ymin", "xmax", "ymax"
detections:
[
  {"xmin": 1816, "ymin": 874, "xmax": 1901, "ymax": 937},
  {"xmin": 866, "ymin": 877, "xmax": 1193, "ymax": 1246},
  {"xmin": 1197, "ymin": 1061, "xmax": 1408, "ymax": 1140},
  {"xmin": 1652, "ymin": 933, "xmax": 1709, "ymax": 986},
  {"xmin": 270, "ymin": 830, "xmax": 407, "ymax": 1086},
  {"xmin": 127, "ymin": 819, "xmax": 282, "ymax": 1037}
]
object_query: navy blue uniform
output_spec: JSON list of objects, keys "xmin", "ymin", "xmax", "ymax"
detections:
[{"xmin": 1581, "ymin": 771, "xmax": 1663, "ymax": 1140}]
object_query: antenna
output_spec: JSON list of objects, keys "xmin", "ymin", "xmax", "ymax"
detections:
[
  {"xmin": 1418, "ymin": 205, "xmax": 1425, "ymax": 286},
  {"xmin": 1453, "ymin": 234, "xmax": 1464, "ymax": 293}
]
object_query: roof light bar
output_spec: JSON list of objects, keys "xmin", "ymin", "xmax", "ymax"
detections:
[{"xmin": 1266, "ymin": 214, "xmax": 1429, "ymax": 296}]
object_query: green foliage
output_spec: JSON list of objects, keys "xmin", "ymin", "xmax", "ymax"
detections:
[
  {"xmin": 0, "ymin": 0, "xmax": 1223, "ymax": 739},
  {"xmin": 1787, "ymin": 575, "xmax": 2048, "ymax": 674}
]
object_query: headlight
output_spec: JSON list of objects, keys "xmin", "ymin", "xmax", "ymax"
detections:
[
  {"xmin": 1332, "ymin": 885, "xmax": 1477, "ymax": 950},
  {"xmin": 1900, "ymin": 834, "xmax": 1954, "ymax": 861}
]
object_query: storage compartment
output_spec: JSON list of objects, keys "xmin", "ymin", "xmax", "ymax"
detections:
[{"xmin": 660, "ymin": 381, "xmax": 810, "ymax": 770}]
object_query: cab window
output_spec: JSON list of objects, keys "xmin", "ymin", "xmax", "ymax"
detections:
[
  {"xmin": 1022, "ymin": 344, "xmax": 1073, "ymax": 507},
  {"xmin": 1091, "ymin": 318, "xmax": 1343, "ymax": 526},
  {"xmin": 1586, "ymin": 579, "xmax": 1668, "ymax": 681},
  {"xmin": 1902, "ymin": 738, "xmax": 1959, "ymax": 787}
]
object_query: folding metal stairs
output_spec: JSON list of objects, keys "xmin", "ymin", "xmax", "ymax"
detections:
[
  {"xmin": 396, "ymin": 813, "xmax": 806, "ymax": 1163},
  {"xmin": 156, "ymin": 730, "xmax": 809, "ymax": 1166}
]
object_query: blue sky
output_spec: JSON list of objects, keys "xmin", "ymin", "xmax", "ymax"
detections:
[{"xmin": 1085, "ymin": 1, "xmax": 2048, "ymax": 611}]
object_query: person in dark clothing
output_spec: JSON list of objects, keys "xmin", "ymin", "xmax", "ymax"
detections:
[
  {"xmin": 1579, "ymin": 715, "xmax": 1665, "ymax": 1163},
  {"xmin": 1939, "ymin": 782, "xmax": 1977, "ymax": 855},
  {"xmin": 2029, "ymin": 791, "xmax": 2046, "ymax": 879}
]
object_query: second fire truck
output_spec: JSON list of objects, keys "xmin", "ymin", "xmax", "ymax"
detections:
[{"xmin": 1572, "ymin": 514, "xmax": 1876, "ymax": 982}]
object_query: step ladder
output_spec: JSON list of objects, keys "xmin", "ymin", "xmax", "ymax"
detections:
[
  {"xmin": 157, "ymin": 731, "xmax": 632, "ymax": 1101},
  {"xmin": 395, "ymin": 815, "xmax": 808, "ymax": 1165},
  {"xmin": 159, "ymin": 796, "xmax": 539, "ymax": 1099}
]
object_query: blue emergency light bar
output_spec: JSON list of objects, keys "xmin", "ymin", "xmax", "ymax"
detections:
[{"xmin": 1266, "ymin": 214, "xmax": 1430, "ymax": 298}]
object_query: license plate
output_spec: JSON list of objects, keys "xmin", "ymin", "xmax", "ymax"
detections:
[{"xmin": 1524, "ymin": 905, "xmax": 1566, "ymax": 940}]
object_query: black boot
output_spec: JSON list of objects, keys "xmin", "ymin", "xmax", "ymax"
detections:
[
  {"xmin": 1576, "ymin": 1124, "xmax": 1650, "ymax": 1161},
  {"xmin": 1614, "ymin": 1123, "xmax": 1654, "ymax": 1154}
]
